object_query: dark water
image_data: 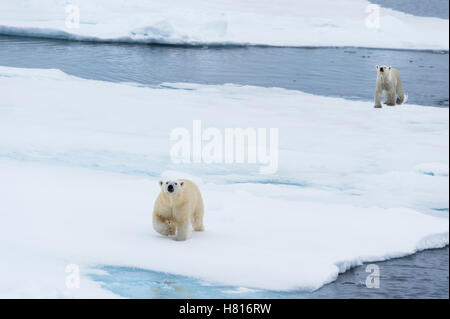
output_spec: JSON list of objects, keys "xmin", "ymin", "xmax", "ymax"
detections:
[
  {"xmin": 371, "ymin": 0, "xmax": 449, "ymax": 19},
  {"xmin": 90, "ymin": 247, "xmax": 449, "ymax": 299},
  {"xmin": 314, "ymin": 247, "xmax": 449, "ymax": 298},
  {"xmin": 0, "ymin": 35, "xmax": 448, "ymax": 107}
]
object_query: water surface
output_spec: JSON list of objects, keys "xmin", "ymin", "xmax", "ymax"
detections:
[
  {"xmin": 0, "ymin": 35, "xmax": 448, "ymax": 107},
  {"xmin": 90, "ymin": 247, "xmax": 449, "ymax": 299},
  {"xmin": 371, "ymin": 0, "xmax": 449, "ymax": 19}
]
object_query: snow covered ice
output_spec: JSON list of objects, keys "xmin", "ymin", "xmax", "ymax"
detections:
[
  {"xmin": 0, "ymin": 66, "xmax": 448, "ymax": 297},
  {"xmin": 0, "ymin": 0, "xmax": 448, "ymax": 50}
]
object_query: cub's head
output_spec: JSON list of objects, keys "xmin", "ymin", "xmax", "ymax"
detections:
[
  {"xmin": 376, "ymin": 65, "xmax": 392, "ymax": 75},
  {"xmin": 159, "ymin": 180, "xmax": 184, "ymax": 197}
]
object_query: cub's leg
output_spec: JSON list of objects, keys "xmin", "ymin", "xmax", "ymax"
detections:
[
  {"xmin": 374, "ymin": 89, "xmax": 382, "ymax": 108},
  {"xmin": 384, "ymin": 90, "xmax": 396, "ymax": 106},
  {"xmin": 153, "ymin": 213, "xmax": 175, "ymax": 236},
  {"xmin": 174, "ymin": 221, "xmax": 192, "ymax": 241},
  {"xmin": 193, "ymin": 203, "xmax": 205, "ymax": 232}
]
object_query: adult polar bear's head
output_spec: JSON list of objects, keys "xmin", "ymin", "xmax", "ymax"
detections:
[
  {"xmin": 376, "ymin": 65, "xmax": 392, "ymax": 77},
  {"xmin": 159, "ymin": 180, "xmax": 185, "ymax": 197}
]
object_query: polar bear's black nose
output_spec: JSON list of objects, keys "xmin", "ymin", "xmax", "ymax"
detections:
[
  {"xmin": 167, "ymin": 185, "xmax": 174, "ymax": 192},
  {"xmin": 380, "ymin": 67, "xmax": 384, "ymax": 72}
]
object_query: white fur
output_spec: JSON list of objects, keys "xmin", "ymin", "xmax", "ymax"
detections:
[
  {"xmin": 374, "ymin": 65, "xmax": 406, "ymax": 108},
  {"xmin": 153, "ymin": 179, "xmax": 204, "ymax": 241}
]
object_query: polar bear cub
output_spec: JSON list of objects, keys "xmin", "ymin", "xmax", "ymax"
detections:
[
  {"xmin": 153, "ymin": 179, "xmax": 205, "ymax": 241},
  {"xmin": 374, "ymin": 65, "xmax": 406, "ymax": 108}
]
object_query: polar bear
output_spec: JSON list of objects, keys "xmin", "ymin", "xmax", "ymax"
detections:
[
  {"xmin": 374, "ymin": 65, "xmax": 406, "ymax": 108},
  {"xmin": 153, "ymin": 179, "xmax": 204, "ymax": 241}
]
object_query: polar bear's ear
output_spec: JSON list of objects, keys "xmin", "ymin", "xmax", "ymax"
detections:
[
  {"xmin": 159, "ymin": 180, "xmax": 163, "ymax": 187},
  {"xmin": 376, "ymin": 65, "xmax": 379, "ymax": 70}
]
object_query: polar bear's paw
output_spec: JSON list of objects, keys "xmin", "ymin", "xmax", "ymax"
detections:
[
  {"xmin": 194, "ymin": 224, "xmax": 205, "ymax": 232},
  {"xmin": 396, "ymin": 94, "xmax": 407, "ymax": 105},
  {"xmin": 166, "ymin": 221, "xmax": 176, "ymax": 236}
]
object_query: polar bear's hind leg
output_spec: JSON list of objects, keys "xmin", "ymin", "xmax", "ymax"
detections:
[{"xmin": 396, "ymin": 87, "xmax": 405, "ymax": 105}]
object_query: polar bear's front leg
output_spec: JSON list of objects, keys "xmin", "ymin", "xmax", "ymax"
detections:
[
  {"xmin": 385, "ymin": 90, "xmax": 396, "ymax": 106},
  {"xmin": 193, "ymin": 203, "xmax": 205, "ymax": 232},
  {"xmin": 153, "ymin": 214, "xmax": 175, "ymax": 236},
  {"xmin": 174, "ymin": 221, "xmax": 192, "ymax": 241},
  {"xmin": 374, "ymin": 90, "xmax": 382, "ymax": 108}
]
